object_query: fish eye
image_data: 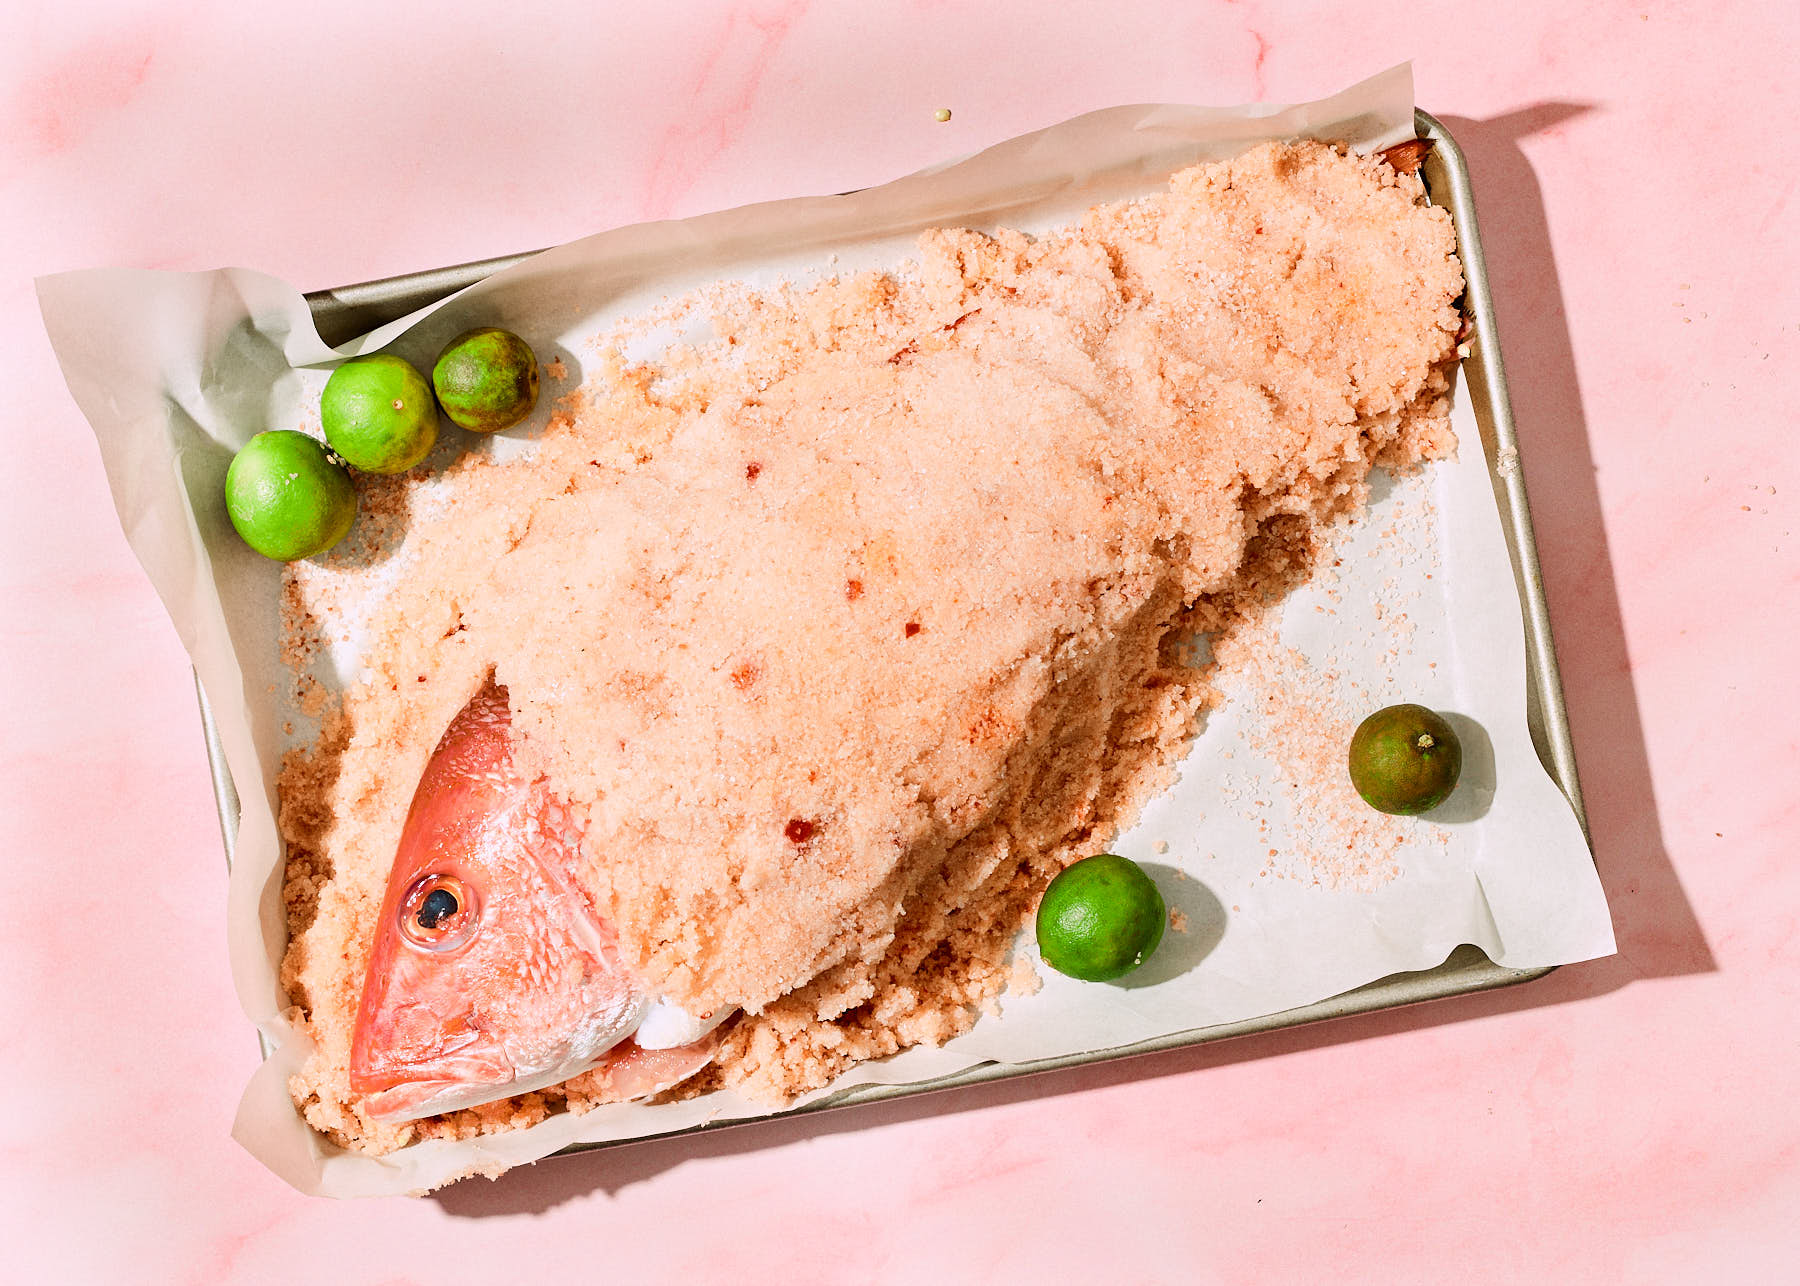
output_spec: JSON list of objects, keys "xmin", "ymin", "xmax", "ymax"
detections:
[
  {"xmin": 417, "ymin": 887, "xmax": 458, "ymax": 928},
  {"xmin": 398, "ymin": 874, "xmax": 480, "ymax": 952}
]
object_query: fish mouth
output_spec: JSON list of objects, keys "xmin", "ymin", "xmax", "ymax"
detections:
[
  {"xmin": 352, "ymin": 997, "xmax": 732, "ymax": 1122},
  {"xmin": 356, "ymin": 1032, "xmax": 641, "ymax": 1123},
  {"xmin": 351, "ymin": 1013, "xmax": 641, "ymax": 1123},
  {"xmin": 362, "ymin": 1078, "xmax": 509, "ymax": 1123},
  {"xmin": 350, "ymin": 1006, "xmax": 515, "ymax": 1122},
  {"xmin": 366, "ymin": 1024, "xmax": 725, "ymax": 1122},
  {"xmin": 351, "ymin": 988, "xmax": 653, "ymax": 1124}
]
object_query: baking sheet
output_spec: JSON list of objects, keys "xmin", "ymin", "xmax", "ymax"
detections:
[{"xmin": 37, "ymin": 65, "xmax": 1615, "ymax": 1197}]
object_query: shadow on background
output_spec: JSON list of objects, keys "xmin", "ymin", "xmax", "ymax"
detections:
[
  {"xmin": 1118, "ymin": 864, "xmax": 1226, "ymax": 988},
  {"xmin": 432, "ymin": 103, "xmax": 1713, "ymax": 1219},
  {"xmin": 1430, "ymin": 712, "xmax": 1494, "ymax": 824},
  {"xmin": 1442, "ymin": 103, "xmax": 1712, "ymax": 984}
]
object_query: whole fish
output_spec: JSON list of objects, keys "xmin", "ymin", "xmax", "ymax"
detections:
[{"xmin": 349, "ymin": 681, "xmax": 717, "ymax": 1122}]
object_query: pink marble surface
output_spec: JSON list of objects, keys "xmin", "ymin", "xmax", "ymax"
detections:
[{"xmin": 4, "ymin": 1, "xmax": 1795, "ymax": 1279}]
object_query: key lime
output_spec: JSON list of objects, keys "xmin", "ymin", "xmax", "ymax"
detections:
[
  {"xmin": 224, "ymin": 430, "xmax": 357, "ymax": 561},
  {"xmin": 320, "ymin": 353, "xmax": 438, "ymax": 474},
  {"xmin": 1035, "ymin": 853, "xmax": 1166, "ymax": 982},
  {"xmin": 1347, "ymin": 703, "xmax": 1463, "ymax": 814},
  {"xmin": 432, "ymin": 327, "xmax": 540, "ymax": 433}
]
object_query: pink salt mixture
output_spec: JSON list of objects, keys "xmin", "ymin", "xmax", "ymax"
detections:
[{"xmin": 277, "ymin": 140, "xmax": 1463, "ymax": 1155}]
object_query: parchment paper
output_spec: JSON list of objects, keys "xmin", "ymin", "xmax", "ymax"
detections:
[{"xmin": 37, "ymin": 65, "xmax": 1614, "ymax": 1198}]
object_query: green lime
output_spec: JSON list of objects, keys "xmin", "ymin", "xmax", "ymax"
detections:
[
  {"xmin": 1035, "ymin": 853, "xmax": 1166, "ymax": 982},
  {"xmin": 320, "ymin": 353, "xmax": 438, "ymax": 474},
  {"xmin": 432, "ymin": 327, "xmax": 540, "ymax": 433},
  {"xmin": 1348, "ymin": 703, "xmax": 1463, "ymax": 815},
  {"xmin": 224, "ymin": 431, "xmax": 357, "ymax": 561}
]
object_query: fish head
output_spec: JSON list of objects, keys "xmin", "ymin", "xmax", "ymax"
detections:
[{"xmin": 349, "ymin": 682, "xmax": 646, "ymax": 1122}]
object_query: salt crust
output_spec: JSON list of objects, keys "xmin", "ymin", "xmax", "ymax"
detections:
[{"xmin": 278, "ymin": 141, "xmax": 1461, "ymax": 1153}]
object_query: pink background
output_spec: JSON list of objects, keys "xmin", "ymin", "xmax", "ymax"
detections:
[{"xmin": 4, "ymin": 1, "xmax": 1795, "ymax": 1280}]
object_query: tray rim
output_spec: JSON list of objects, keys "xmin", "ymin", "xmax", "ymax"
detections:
[{"xmin": 199, "ymin": 106, "xmax": 1590, "ymax": 1152}]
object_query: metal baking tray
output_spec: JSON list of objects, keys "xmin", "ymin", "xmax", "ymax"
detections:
[{"xmin": 198, "ymin": 109, "xmax": 1590, "ymax": 1154}]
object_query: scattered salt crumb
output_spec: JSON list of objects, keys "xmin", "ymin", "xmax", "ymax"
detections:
[
  {"xmin": 1151, "ymin": 839, "xmax": 1169, "ymax": 854},
  {"xmin": 1007, "ymin": 953, "xmax": 1041, "ymax": 997},
  {"xmin": 1204, "ymin": 470, "xmax": 1452, "ymax": 892},
  {"xmin": 1169, "ymin": 908, "xmax": 1189, "ymax": 933}
]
